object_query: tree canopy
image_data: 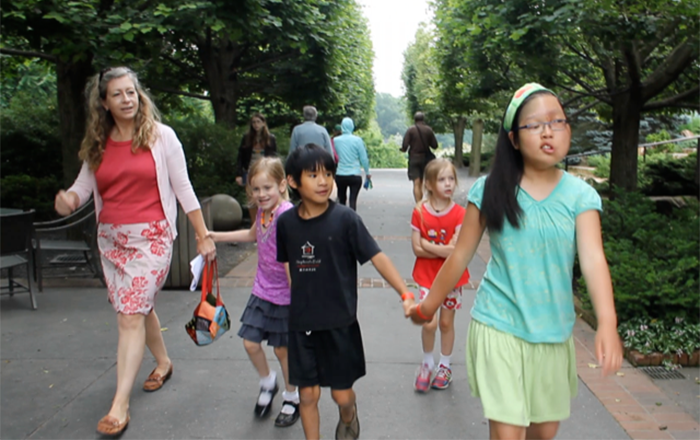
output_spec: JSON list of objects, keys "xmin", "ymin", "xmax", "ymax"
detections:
[
  {"xmin": 425, "ymin": 0, "xmax": 699, "ymax": 190},
  {"xmin": 1, "ymin": 0, "xmax": 375, "ymax": 182}
]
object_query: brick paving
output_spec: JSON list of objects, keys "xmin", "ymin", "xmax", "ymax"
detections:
[{"xmin": 223, "ymin": 227, "xmax": 699, "ymax": 440}]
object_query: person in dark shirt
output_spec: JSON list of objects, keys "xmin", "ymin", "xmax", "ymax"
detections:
[
  {"xmin": 277, "ymin": 143, "xmax": 416, "ymax": 440},
  {"xmin": 401, "ymin": 112, "xmax": 439, "ymax": 202}
]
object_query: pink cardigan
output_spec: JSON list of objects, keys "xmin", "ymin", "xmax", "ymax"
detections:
[{"xmin": 68, "ymin": 123, "xmax": 201, "ymax": 239}]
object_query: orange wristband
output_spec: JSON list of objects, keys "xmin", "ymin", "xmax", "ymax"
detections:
[
  {"xmin": 401, "ymin": 292, "xmax": 415, "ymax": 301},
  {"xmin": 416, "ymin": 303, "xmax": 432, "ymax": 321}
]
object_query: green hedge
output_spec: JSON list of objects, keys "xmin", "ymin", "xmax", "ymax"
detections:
[{"xmin": 577, "ymin": 189, "xmax": 699, "ymax": 324}]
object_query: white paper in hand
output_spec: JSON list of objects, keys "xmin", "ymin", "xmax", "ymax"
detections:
[{"xmin": 189, "ymin": 255, "xmax": 205, "ymax": 291}]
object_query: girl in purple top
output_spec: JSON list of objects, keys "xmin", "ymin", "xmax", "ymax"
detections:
[{"xmin": 209, "ymin": 157, "xmax": 298, "ymax": 427}]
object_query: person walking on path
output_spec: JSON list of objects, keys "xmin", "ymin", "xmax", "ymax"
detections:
[
  {"xmin": 209, "ymin": 157, "xmax": 300, "ymax": 427},
  {"xmin": 235, "ymin": 113, "xmax": 278, "ymax": 222},
  {"xmin": 401, "ymin": 111, "xmax": 438, "ymax": 203},
  {"xmin": 53, "ymin": 66, "xmax": 216, "ymax": 437},
  {"xmin": 333, "ymin": 117, "xmax": 371, "ymax": 211},
  {"xmin": 277, "ymin": 144, "xmax": 416, "ymax": 440},
  {"xmin": 409, "ymin": 83, "xmax": 623, "ymax": 440},
  {"xmin": 289, "ymin": 105, "xmax": 332, "ymax": 156},
  {"xmin": 410, "ymin": 158, "xmax": 469, "ymax": 393}
]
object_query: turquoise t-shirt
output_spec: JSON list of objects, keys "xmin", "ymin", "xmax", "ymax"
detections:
[{"xmin": 468, "ymin": 172, "xmax": 602, "ymax": 343}]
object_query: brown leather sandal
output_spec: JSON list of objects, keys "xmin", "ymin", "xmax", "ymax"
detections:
[
  {"xmin": 96, "ymin": 412, "xmax": 130, "ymax": 437},
  {"xmin": 143, "ymin": 363, "xmax": 173, "ymax": 392}
]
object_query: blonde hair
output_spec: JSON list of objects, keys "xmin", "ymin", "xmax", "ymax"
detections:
[
  {"xmin": 415, "ymin": 158, "xmax": 459, "ymax": 226},
  {"xmin": 245, "ymin": 157, "xmax": 289, "ymax": 207},
  {"xmin": 79, "ymin": 67, "xmax": 161, "ymax": 170}
]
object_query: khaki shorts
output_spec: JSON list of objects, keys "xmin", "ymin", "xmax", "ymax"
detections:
[{"xmin": 467, "ymin": 319, "xmax": 578, "ymax": 426}]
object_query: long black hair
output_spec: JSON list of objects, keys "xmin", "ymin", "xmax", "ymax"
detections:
[{"xmin": 480, "ymin": 90, "xmax": 563, "ymax": 232}]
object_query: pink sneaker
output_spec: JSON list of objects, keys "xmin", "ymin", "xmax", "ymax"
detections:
[
  {"xmin": 431, "ymin": 364, "xmax": 452, "ymax": 390},
  {"xmin": 414, "ymin": 364, "xmax": 432, "ymax": 393}
]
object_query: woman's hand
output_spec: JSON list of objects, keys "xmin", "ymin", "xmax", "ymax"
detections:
[
  {"xmin": 235, "ymin": 176, "xmax": 244, "ymax": 187},
  {"xmin": 197, "ymin": 235, "xmax": 217, "ymax": 262},
  {"xmin": 55, "ymin": 190, "xmax": 79, "ymax": 216},
  {"xmin": 595, "ymin": 323, "xmax": 623, "ymax": 376}
]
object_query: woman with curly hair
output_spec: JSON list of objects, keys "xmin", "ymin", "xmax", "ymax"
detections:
[{"xmin": 53, "ymin": 66, "xmax": 216, "ymax": 436}]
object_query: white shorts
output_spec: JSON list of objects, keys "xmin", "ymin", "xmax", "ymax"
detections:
[{"xmin": 419, "ymin": 286, "xmax": 463, "ymax": 311}]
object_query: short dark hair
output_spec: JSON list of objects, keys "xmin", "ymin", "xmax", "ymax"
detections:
[
  {"xmin": 285, "ymin": 143, "xmax": 337, "ymax": 197},
  {"xmin": 414, "ymin": 111, "xmax": 425, "ymax": 122}
]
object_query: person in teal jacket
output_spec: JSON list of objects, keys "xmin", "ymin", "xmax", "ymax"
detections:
[{"xmin": 333, "ymin": 117, "xmax": 371, "ymax": 211}]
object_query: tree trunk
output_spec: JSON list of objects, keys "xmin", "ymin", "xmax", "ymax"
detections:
[
  {"xmin": 199, "ymin": 38, "xmax": 239, "ymax": 129},
  {"xmin": 56, "ymin": 56, "xmax": 93, "ymax": 186},
  {"xmin": 452, "ymin": 116, "xmax": 466, "ymax": 168},
  {"xmin": 609, "ymin": 89, "xmax": 643, "ymax": 192},
  {"xmin": 695, "ymin": 138, "xmax": 699, "ymax": 190},
  {"xmin": 469, "ymin": 118, "xmax": 484, "ymax": 177}
]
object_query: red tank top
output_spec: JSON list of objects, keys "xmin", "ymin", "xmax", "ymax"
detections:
[{"xmin": 95, "ymin": 138, "xmax": 166, "ymax": 224}]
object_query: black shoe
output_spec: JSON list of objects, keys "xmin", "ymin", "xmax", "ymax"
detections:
[
  {"xmin": 254, "ymin": 383, "xmax": 278, "ymax": 418},
  {"xmin": 274, "ymin": 401, "xmax": 300, "ymax": 427}
]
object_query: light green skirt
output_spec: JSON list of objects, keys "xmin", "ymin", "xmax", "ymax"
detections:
[{"xmin": 466, "ymin": 319, "xmax": 578, "ymax": 427}]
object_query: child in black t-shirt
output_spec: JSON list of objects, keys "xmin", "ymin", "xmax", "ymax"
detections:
[{"xmin": 277, "ymin": 143, "xmax": 416, "ymax": 440}]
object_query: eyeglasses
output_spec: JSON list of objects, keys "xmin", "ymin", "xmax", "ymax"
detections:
[{"xmin": 518, "ymin": 119, "xmax": 568, "ymax": 134}]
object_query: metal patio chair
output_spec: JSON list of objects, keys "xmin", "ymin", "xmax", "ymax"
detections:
[
  {"xmin": 33, "ymin": 199, "xmax": 103, "ymax": 291},
  {"xmin": 1, "ymin": 209, "xmax": 38, "ymax": 309}
]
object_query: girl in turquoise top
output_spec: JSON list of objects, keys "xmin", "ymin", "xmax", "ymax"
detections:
[{"xmin": 409, "ymin": 83, "xmax": 623, "ymax": 440}]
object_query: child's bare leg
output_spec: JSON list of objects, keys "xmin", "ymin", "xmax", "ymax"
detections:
[
  {"xmin": 526, "ymin": 422, "xmax": 559, "ymax": 440},
  {"xmin": 439, "ymin": 308, "xmax": 456, "ymax": 356},
  {"xmin": 299, "ymin": 385, "xmax": 321, "ymax": 439},
  {"xmin": 331, "ymin": 388, "xmax": 356, "ymax": 423},
  {"xmin": 489, "ymin": 420, "xmax": 526, "ymax": 440},
  {"xmin": 273, "ymin": 346, "xmax": 296, "ymax": 393},
  {"xmin": 421, "ymin": 314, "xmax": 438, "ymax": 354},
  {"xmin": 243, "ymin": 339, "xmax": 270, "ymax": 377}
]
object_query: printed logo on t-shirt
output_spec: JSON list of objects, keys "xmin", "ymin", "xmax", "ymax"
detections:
[
  {"xmin": 427, "ymin": 229, "xmax": 447, "ymax": 244},
  {"xmin": 301, "ymin": 241, "xmax": 315, "ymax": 259},
  {"xmin": 297, "ymin": 241, "xmax": 321, "ymax": 272}
]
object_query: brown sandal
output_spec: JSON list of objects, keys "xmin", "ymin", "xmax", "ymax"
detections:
[
  {"xmin": 143, "ymin": 363, "xmax": 173, "ymax": 392},
  {"xmin": 96, "ymin": 412, "xmax": 130, "ymax": 437}
]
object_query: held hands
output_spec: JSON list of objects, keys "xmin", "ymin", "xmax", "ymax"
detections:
[
  {"xmin": 595, "ymin": 322, "xmax": 623, "ymax": 376},
  {"xmin": 402, "ymin": 297, "xmax": 415, "ymax": 317},
  {"xmin": 235, "ymin": 176, "xmax": 244, "ymax": 187},
  {"xmin": 407, "ymin": 302, "xmax": 433, "ymax": 325},
  {"xmin": 55, "ymin": 190, "xmax": 79, "ymax": 216},
  {"xmin": 196, "ymin": 232, "xmax": 217, "ymax": 262}
]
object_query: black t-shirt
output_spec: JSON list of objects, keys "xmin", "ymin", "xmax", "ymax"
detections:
[{"xmin": 277, "ymin": 201, "xmax": 381, "ymax": 331}]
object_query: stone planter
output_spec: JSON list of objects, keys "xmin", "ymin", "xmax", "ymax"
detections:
[{"xmin": 625, "ymin": 348, "xmax": 700, "ymax": 367}]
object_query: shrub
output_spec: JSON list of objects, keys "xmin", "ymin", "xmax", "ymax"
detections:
[
  {"xmin": 0, "ymin": 174, "xmax": 61, "ymax": 221},
  {"xmin": 640, "ymin": 153, "xmax": 698, "ymax": 196},
  {"xmin": 586, "ymin": 154, "xmax": 610, "ymax": 178},
  {"xmin": 462, "ymin": 151, "xmax": 494, "ymax": 171},
  {"xmin": 356, "ymin": 121, "xmax": 407, "ymax": 168},
  {"xmin": 618, "ymin": 318, "xmax": 700, "ymax": 356},
  {"xmin": 166, "ymin": 117, "xmax": 245, "ymax": 203},
  {"xmin": 577, "ymin": 189, "xmax": 699, "ymax": 324}
]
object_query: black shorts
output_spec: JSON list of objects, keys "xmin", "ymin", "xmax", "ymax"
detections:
[
  {"xmin": 407, "ymin": 154, "xmax": 427, "ymax": 181},
  {"xmin": 288, "ymin": 321, "xmax": 366, "ymax": 389}
]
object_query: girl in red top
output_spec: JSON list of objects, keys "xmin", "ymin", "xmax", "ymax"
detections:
[{"xmin": 410, "ymin": 158, "xmax": 470, "ymax": 393}]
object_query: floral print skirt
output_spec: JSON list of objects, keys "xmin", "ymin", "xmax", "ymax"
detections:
[{"xmin": 97, "ymin": 220, "xmax": 173, "ymax": 315}]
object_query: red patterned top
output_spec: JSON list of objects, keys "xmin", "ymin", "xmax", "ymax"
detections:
[
  {"xmin": 411, "ymin": 202, "xmax": 470, "ymax": 289},
  {"xmin": 95, "ymin": 138, "xmax": 166, "ymax": 224}
]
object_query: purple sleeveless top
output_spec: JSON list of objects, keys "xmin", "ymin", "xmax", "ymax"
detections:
[{"xmin": 252, "ymin": 201, "xmax": 293, "ymax": 305}]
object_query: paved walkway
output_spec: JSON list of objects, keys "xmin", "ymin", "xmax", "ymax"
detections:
[{"xmin": 1, "ymin": 168, "xmax": 698, "ymax": 439}]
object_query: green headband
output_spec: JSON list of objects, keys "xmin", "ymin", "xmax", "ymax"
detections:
[{"xmin": 503, "ymin": 83, "xmax": 555, "ymax": 132}]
